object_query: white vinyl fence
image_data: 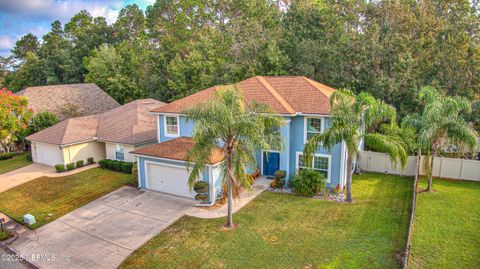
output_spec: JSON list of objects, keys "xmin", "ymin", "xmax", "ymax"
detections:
[{"xmin": 358, "ymin": 151, "xmax": 480, "ymax": 181}]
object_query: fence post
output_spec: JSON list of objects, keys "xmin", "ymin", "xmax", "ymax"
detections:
[{"xmin": 459, "ymin": 159, "xmax": 464, "ymax": 180}]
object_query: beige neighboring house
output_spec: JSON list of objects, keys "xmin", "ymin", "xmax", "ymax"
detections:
[
  {"xmin": 26, "ymin": 99, "xmax": 165, "ymax": 166},
  {"xmin": 16, "ymin": 83, "xmax": 120, "ymax": 120}
]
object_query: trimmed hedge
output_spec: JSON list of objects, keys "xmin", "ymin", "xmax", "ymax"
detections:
[
  {"xmin": 98, "ymin": 159, "xmax": 133, "ymax": 174},
  {"xmin": 66, "ymin": 163, "xmax": 75, "ymax": 171},
  {"xmin": 0, "ymin": 152, "xmax": 15, "ymax": 160},
  {"xmin": 55, "ymin": 164, "xmax": 65, "ymax": 172},
  {"xmin": 87, "ymin": 157, "xmax": 94, "ymax": 164},
  {"xmin": 76, "ymin": 160, "xmax": 84, "ymax": 168}
]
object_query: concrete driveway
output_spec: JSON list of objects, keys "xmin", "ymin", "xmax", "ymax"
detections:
[
  {"xmin": 0, "ymin": 163, "xmax": 98, "ymax": 193},
  {"xmin": 8, "ymin": 187, "xmax": 193, "ymax": 269}
]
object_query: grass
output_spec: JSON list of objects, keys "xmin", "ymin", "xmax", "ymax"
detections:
[
  {"xmin": 0, "ymin": 168, "xmax": 136, "ymax": 229},
  {"xmin": 120, "ymin": 173, "xmax": 412, "ymax": 269},
  {"xmin": 0, "ymin": 152, "xmax": 31, "ymax": 174},
  {"xmin": 409, "ymin": 178, "xmax": 480, "ymax": 268}
]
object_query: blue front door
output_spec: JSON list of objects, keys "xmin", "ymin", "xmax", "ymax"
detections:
[{"xmin": 263, "ymin": 152, "xmax": 280, "ymax": 176}]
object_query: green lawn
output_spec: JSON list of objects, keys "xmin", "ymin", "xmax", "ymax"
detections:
[
  {"xmin": 0, "ymin": 152, "xmax": 31, "ymax": 174},
  {"xmin": 120, "ymin": 173, "xmax": 412, "ymax": 269},
  {"xmin": 409, "ymin": 178, "xmax": 480, "ymax": 268},
  {"xmin": 0, "ymin": 168, "xmax": 135, "ymax": 229}
]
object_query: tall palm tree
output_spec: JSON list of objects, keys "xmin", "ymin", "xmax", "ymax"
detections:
[
  {"xmin": 304, "ymin": 89, "xmax": 407, "ymax": 202},
  {"xmin": 404, "ymin": 86, "xmax": 477, "ymax": 192},
  {"xmin": 184, "ymin": 87, "xmax": 285, "ymax": 228}
]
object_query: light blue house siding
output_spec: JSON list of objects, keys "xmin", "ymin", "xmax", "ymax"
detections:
[
  {"xmin": 158, "ymin": 115, "xmax": 194, "ymax": 142},
  {"xmin": 156, "ymin": 114, "xmax": 345, "ymax": 187}
]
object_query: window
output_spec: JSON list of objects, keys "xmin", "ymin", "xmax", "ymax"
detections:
[
  {"xmin": 304, "ymin": 117, "xmax": 323, "ymax": 142},
  {"xmin": 165, "ymin": 116, "xmax": 179, "ymax": 137},
  {"xmin": 115, "ymin": 144, "xmax": 124, "ymax": 161},
  {"xmin": 297, "ymin": 153, "xmax": 329, "ymax": 179}
]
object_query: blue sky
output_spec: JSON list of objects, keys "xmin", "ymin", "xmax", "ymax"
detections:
[{"xmin": 0, "ymin": 0, "xmax": 155, "ymax": 57}]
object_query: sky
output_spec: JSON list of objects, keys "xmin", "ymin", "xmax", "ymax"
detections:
[{"xmin": 0, "ymin": 0, "xmax": 156, "ymax": 57}]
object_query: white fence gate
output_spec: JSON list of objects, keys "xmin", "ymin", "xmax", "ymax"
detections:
[{"xmin": 358, "ymin": 151, "xmax": 480, "ymax": 181}]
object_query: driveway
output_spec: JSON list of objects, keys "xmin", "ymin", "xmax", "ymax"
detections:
[
  {"xmin": 0, "ymin": 163, "xmax": 98, "ymax": 193},
  {"xmin": 8, "ymin": 187, "xmax": 193, "ymax": 269}
]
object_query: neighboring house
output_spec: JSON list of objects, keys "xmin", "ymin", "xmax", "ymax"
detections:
[
  {"xmin": 16, "ymin": 83, "xmax": 120, "ymax": 120},
  {"xmin": 26, "ymin": 99, "xmax": 165, "ymax": 166},
  {"xmin": 131, "ymin": 76, "xmax": 348, "ymax": 202}
]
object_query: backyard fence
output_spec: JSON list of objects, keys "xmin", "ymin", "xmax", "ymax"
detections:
[{"xmin": 358, "ymin": 151, "xmax": 480, "ymax": 181}]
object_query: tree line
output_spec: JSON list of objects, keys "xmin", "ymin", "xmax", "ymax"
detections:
[{"xmin": 0, "ymin": 0, "xmax": 479, "ymax": 127}]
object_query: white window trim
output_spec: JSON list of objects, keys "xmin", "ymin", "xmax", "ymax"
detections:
[
  {"xmin": 295, "ymin": 151, "xmax": 331, "ymax": 183},
  {"xmin": 115, "ymin": 143, "xmax": 125, "ymax": 161},
  {"xmin": 260, "ymin": 150, "xmax": 281, "ymax": 175},
  {"xmin": 304, "ymin": 117, "xmax": 324, "ymax": 144},
  {"xmin": 164, "ymin": 115, "xmax": 180, "ymax": 138}
]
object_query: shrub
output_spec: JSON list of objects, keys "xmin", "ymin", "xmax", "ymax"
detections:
[
  {"xmin": 0, "ymin": 152, "xmax": 14, "ymax": 160},
  {"xmin": 55, "ymin": 164, "xmax": 65, "ymax": 172},
  {"xmin": 274, "ymin": 170, "xmax": 286, "ymax": 179},
  {"xmin": 66, "ymin": 163, "xmax": 75, "ymax": 171},
  {"xmin": 195, "ymin": 193, "xmax": 208, "ymax": 201},
  {"xmin": 132, "ymin": 162, "xmax": 138, "ymax": 182},
  {"xmin": 87, "ymin": 157, "xmax": 94, "ymax": 164},
  {"xmin": 270, "ymin": 178, "xmax": 285, "ymax": 189},
  {"xmin": 290, "ymin": 169, "xmax": 326, "ymax": 197},
  {"xmin": 98, "ymin": 159, "xmax": 107, "ymax": 169},
  {"xmin": 193, "ymin": 181, "xmax": 209, "ymax": 193},
  {"xmin": 121, "ymin": 162, "xmax": 133, "ymax": 174},
  {"xmin": 112, "ymin": 160, "xmax": 123, "ymax": 172},
  {"xmin": 25, "ymin": 154, "xmax": 32, "ymax": 161},
  {"xmin": 76, "ymin": 160, "xmax": 84, "ymax": 168},
  {"xmin": 193, "ymin": 181, "xmax": 209, "ymax": 202}
]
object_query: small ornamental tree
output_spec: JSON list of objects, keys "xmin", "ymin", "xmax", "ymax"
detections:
[{"xmin": 0, "ymin": 88, "xmax": 32, "ymax": 152}]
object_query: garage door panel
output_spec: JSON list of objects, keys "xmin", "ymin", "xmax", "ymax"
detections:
[
  {"xmin": 146, "ymin": 163, "xmax": 196, "ymax": 199},
  {"xmin": 34, "ymin": 143, "xmax": 62, "ymax": 166}
]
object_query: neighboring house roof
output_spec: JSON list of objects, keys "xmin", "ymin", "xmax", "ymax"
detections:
[
  {"xmin": 16, "ymin": 83, "xmax": 120, "ymax": 120},
  {"xmin": 26, "ymin": 115, "xmax": 100, "ymax": 145},
  {"xmin": 130, "ymin": 137, "xmax": 224, "ymax": 164},
  {"xmin": 151, "ymin": 76, "xmax": 335, "ymax": 115},
  {"xmin": 97, "ymin": 99, "xmax": 164, "ymax": 144},
  {"xmin": 26, "ymin": 99, "xmax": 165, "ymax": 146}
]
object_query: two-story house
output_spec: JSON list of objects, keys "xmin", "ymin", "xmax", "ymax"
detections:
[{"xmin": 131, "ymin": 76, "xmax": 348, "ymax": 203}]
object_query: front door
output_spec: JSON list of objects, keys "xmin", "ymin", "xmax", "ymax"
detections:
[{"xmin": 263, "ymin": 152, "xmax": 280, "ymax": 176}]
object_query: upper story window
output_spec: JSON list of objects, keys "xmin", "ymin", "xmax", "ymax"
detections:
[
  {"xmin": 115, "ymin": 144, "xmax": 124, "ymax": 161},
  {"xmin": 164, "ymin": 115, "xmax": 179, "ymax": 137},
  {"xmin": 304, "ymin": 117, "xmax": 324, "ymax": 143}
]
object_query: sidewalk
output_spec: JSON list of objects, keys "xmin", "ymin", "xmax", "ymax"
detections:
[{"xmin": 186, "ymin": 177, "xmax": 271, "ymax": 219}]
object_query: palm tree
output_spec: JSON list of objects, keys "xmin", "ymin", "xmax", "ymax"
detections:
[
  {"xmin": 404, "ymin": 86, "xmax": 477, "ymax": 192},
  {"xmin": 304, "ymin": 89, "xmax": 407, "ymax": 202},
  {"xmin": 184, "ymin": 87, "xmax": 285, "ymax": 228}
]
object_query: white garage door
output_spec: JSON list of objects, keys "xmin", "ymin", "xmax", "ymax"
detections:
[
  {"xmin": 33, "ymin": 142, "xmax": 63, "ymax": 166},
  {"xmin": 146, "ymin": 163, "xmax": 195, "ymax": 199}
]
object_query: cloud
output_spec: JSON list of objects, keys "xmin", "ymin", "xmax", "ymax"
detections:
[
  {"xmin": 0, "ymin": 0, "xmax": 122, "ymax": 23},
  {"xmin": 0, "ymin": 36, "xmax": 14, "ymax": 50},
  {"xmin": 0, "ymin": 0, "xmax": 131, "ymax": 56}
]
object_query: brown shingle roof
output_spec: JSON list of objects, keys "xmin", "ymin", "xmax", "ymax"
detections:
[
  {"xmin": 26, "ymin": 115, "xmax": 100, "ymax": 145},
  {"xmin": 26, "ymin": 99, "xmax": 165, "ymax": 146},
  {"xmin": 97, "ymin": 99, "xmax": 165, "ymax": 144},
  {"xmin": 151, "ymin": 76, "xmax": 335, "ymax": 115},
  {"xmin": 17, "ymin": 83, "xmax": 120, "ymax": 120},
  {"xmin": 130, "ymin": 137, "xmax": 224, "ymax": 164}
]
